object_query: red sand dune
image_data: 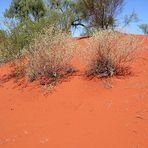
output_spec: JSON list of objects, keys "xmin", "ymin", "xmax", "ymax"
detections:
[{"xmin": 0, "ymin": 36, "xmax": 148, "ymax": 148}]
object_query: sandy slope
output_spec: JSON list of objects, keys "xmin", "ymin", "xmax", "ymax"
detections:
[{"xmin": 0, "ymin": 36, "xmax": 148, "ymax": 148}]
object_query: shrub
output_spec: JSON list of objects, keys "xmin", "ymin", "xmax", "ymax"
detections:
[
  {"xmin": 25, "ymin": 26, "xmax": 75, "ymax": 84},
  {"xmin": 0, "ymin": 30, "xmax": 6, "ymax": 61},
  {"xmin": 83, "ymin": 30, "xmax": 139, "ymax": 78},
  {"xmin": 0, "ymin": 18, "xmax": 56, "ymax": 63}
]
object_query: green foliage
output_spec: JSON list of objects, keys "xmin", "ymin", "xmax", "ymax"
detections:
[
  {"xmin": 0, "ymin": 17, "xmax": 56, "ymax": 63},
  {"xmin": 0, "ymin": 30, "xmax": 9, "ymax": 63},
  {"xmin": 75, "ymin": 0, "xmax": 124, "ymax": 30},
  {"xmin": 1, "ymin": 0, "xmax": 138, "ymax": 65},
  {"xmin": 139, "ymin": 24, "xmax": 148, "ymax": 35},
  {"xmin": 4, "ymin": 0, "xmax": 46, "ymax": 22},
  {"xmin": 0, "ymin": 30, "xmax": 7, "ymax": 45},
  {"xmin": 47, "ymin": 0, "xmax": 78, "ymax": 33},
  {"xmin": 1, "ymin": 0, "xmax": 77, "ymax": 63}
]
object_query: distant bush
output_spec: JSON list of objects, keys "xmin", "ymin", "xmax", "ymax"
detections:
[
  {"xmin": 0, "ymin": 18, "xmax": 55, "ymax": 63},
  {"xmin": 83, "ymin": 30, "xmax": 139, "ymax": 77},
  {"xmin": 25, "ymin": 26, "xmax": 76, "ymax": 84},
  {"xmin": 0, "ymin": 30, "xmax": 9, "ymax": 63}
]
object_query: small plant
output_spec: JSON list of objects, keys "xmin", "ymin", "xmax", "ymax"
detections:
[
  {"xmin": 83, "ymin": 30, "xmax": 140, "ymax": 78},
  {"xmin": 25, "ymin": 26, "xmax": 76, "ymax": 84},
  {"xmin": 13, "ymin": 65, "xmax": 26, "ymax": 77}
]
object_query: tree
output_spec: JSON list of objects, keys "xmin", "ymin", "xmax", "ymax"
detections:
[
  {"xmin": 123, "ymin": 10, "xmax": 138, "ymax": 27},
  {"xmin": 4, "ymin": 0, "xmax": 46, "ymax": 22},
  {"xmin": 4, "ymin": 0, "xmax": 125, "ymax": 33},
  {"xmin": 47, "ymin": 0, "xmax": 78, "ymax": 32},
  {"xmin": 139, "ymin": 24, "xmax": 148, "ymax": 35},
  {"xmin": 0, "ymin": 30, "xmax": 7, "ymax": 44},
  {"xmin": 75, "ymin": 0, "xmax": 124, "ymax": 30}
]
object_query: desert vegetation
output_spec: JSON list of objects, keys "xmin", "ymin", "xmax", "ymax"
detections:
[
  {"xmin": 0, "ymin": 0, "xmax": 146, "ymax": 85},
  {"xmin": 82, "ymin": 30, "xmax": 140, "ymax": 78},
  {"xmin": 25, "ymin": 26, "xmax": 75, "ymax": 84},
  {"xmin": 139, "ymin": 24, "xmax": 148, "ymax": 35},
  {"xmin": 1, "ymin": 1, "xmax": 148, "ymax": 148}
]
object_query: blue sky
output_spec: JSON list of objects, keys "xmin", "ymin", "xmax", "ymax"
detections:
[
  {"xmin": 118, "ymin": 0, "xmax": 148, "ymax": 34},
  {"xmin": 0, "ymin": 0, "xmax": 11, "ymax": 18},
  {"xmin": 0, "ymin": 0, "xmax": 148, "ymax": 36}
]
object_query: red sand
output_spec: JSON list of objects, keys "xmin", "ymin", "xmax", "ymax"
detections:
[{"xmin": 0, "ymin": 36, "xmax": 148, "ymax": 148}]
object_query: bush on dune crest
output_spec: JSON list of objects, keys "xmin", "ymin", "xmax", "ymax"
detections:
[
  {"xmin": 83, "ymin": 30, "xmax": 140, "ymax": 78},
  {"xmin": 25, "ymin": 26, "xmax": 76, "ymax": 84}
]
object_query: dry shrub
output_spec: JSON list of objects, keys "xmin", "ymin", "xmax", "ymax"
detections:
[
  {"xmin": 83, "ymin": 30, "xmax": 140, "ymax": 78},
  {"xmin": 25, "ymin": 26, "xmax": 76, "ymax": 84}
]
